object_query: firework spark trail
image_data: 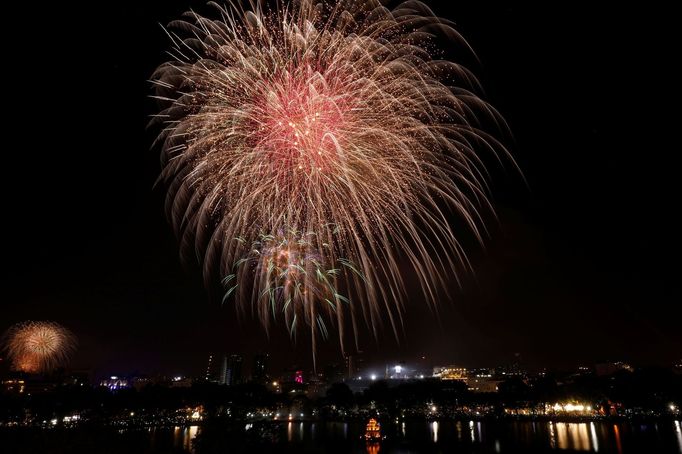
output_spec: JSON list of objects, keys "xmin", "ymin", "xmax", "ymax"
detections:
[
  {"xmin": 2, "ymin": 321, "xmax": 76, "ymax": 373},
  {"xmin": 152, "ymin": 0, "xmax": 512, "ymax": 365}
]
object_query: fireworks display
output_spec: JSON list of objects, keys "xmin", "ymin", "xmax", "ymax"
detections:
[
  {"xmin": 2, "ymin": 321, "xmax": 76, "ymax": 373},
  {"xmin": 152, "ymin": 0, "xmax": 510, "ymax": 363}
]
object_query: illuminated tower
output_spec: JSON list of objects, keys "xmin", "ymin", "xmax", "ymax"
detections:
[{"xmin": 226, "ymin": 355, "xmax": 243, "ymax": 386}]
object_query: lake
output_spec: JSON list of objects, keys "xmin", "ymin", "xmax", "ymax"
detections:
[{"xmin": 4, "ymin": 419, "xmax": 682, "ymax": 453}]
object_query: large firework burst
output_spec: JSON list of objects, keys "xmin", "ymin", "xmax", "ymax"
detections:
[
  {"xmin": 152, "ymin": 0, "xmax": 510, "ymax": 363},
  {"xmin": 2, "ymin": 321, "xmax": 76, "ymax": 373}
]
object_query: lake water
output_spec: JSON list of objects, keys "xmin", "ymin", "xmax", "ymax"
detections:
[
  {"xmin": 5, "ymin": 419, "xmax": 682, "ymax": 453},
  {"xmin": 140, "ymin": 419, "xmax": 682, "ymax": 453}
]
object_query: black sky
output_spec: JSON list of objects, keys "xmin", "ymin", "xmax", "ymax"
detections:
[{"xmin": 2, "ymin": 1, "xmax": 680, "ymax": 378}]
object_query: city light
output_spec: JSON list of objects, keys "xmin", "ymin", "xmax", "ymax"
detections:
[
  {"xmin": 549, "ymin": 402, "xmax": 594, "ymax": 414},
  {"xmin": 371, "ymin": 374, "xmax": 377, "ymax": 381}
]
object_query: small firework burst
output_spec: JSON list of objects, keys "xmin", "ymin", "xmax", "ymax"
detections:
[{"xmin": 2, "ymin": 321, "xmax": 76, "ymax": 373}]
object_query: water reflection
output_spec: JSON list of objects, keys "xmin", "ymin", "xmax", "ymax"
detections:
[
  {"xmin": 366, "ymin": 441, "xmax": 380, "ymax": 454},
  {"xmin": 613, "ymin": 424, "xmax": 623, "ymax": 454},
  {"xmin": 141, "ymin": 419, "xmax": 682, "ymax": 453},
  {"xmin": 430, "ymin": 421, "xmax": 438, "ymax": 443},
  {"xmin": 590, "ymin": 422, "xmax": 599, "ymax": 452},
  {"xmin": 555, "ymin": 423, "xmax": 591, "ymax": 451},
  {"xmin": 173, "ymin": 426, "xmax": 181, "ymax": 448},
  {"xmin": 183, "ymin": 426, "xmax": 198, "ymax": 452}
]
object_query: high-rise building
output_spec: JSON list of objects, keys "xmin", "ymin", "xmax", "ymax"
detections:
[
  {"xmin": 226, "ymin": 355, "xmax": 243, "ymax": 386},
  {"xmin": 253, "ymin": 353, "xmax": 269, "ymax": 383},
  {"xmin": 344, "ymin": 352, "xmax": 364, "ymax": 380},
  {"xmin": 205, "ymin": 354, "xmax": 218, "ymax": 382},
  {"xmin": 323, "ymin": 362, "xmax": 345, "ymax": 384}
]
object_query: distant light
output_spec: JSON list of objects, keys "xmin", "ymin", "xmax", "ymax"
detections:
[
  {"xmin": 394, "ymin": 365, "xmax": 402, "ymax": 374},
  {"xmin": 370, "ymin": 374, "xmax": 377, "ymax": 381},
  {"xmin": 50, "ymin": 419, "xmax": 58, "ymax": 426},
  {"xmin": 173, "ymin": 376, "xmax": 182, "ymax": 381},
  {"xmin": 191, "ymin": 411, "xmax": 201, "ymax": 420},
  {"xmin": 357, "ymin": 376, "xmax": 362, "ymax": 380},
  {"xmin": 130, "ymin": 412, "xmax": 135, "ymax": 417},
  {"xmin": 431, "ymin": 406, "xmax": 437, "ymax": 412},
  {"xmin": 670, "ymin": 404, "xmax": 678, "ymax": 411},
  {"xmin": 419, "ymin": 374, "xmax": 425, "ymax": 379},
  {"xmin": 110, "ymin": 376, "xmax": 118, "ymax": 380},
  {"xmin": 272, "ymin": 381, "xmax": 278, "ymax": 386},
  {"xmin": 300, "ymin": 413, "xmax": 304, "ymax": 417}
]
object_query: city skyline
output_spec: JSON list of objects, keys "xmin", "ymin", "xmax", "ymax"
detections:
[{"xmin": 2, "ymin": 0, "xmax": 680, "ymax": 377}]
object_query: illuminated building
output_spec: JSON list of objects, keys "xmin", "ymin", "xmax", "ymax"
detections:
[
  {"xmin": 294, "ymin": 370, "xmax": 304, "ymax": 384},
  {"xmin": 170, "ymin": 376, "xmax": 192, "ymax": 388},
  {"xmin": 205, "ymin": 353, "xmax": 219, "ymax": 382},
  {"xmin": 385, "ymin": 362, "xmax": 413, "ymax": 379},
  {"xmin": 433, "ymin": 366, "xmax": 468, "ymax": 383},
  {"xmin": 467, "ymin": 376, "xmax": 502, "ymax": 393},
  {"xmin": 225, "ymin": 354, "xmax": 243, "ymax": 386},
  {"xmin": 2, "ymin": 379, "xmax": 25, "ymax": 394},
  {"xmin": 100, "ymin": 375, "xmax": 129, "ymax": 390}
]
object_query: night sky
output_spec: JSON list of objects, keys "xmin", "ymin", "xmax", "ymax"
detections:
[{"xmin": 2, "ymin": 1, "xmax": 679, "ymax": 378}]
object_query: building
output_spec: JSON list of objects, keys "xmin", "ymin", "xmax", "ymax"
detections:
[
  {"xmin": 467, "ymin": 376, "xmax": 502, "ymax": 393},
  {"xmin": 1, "ymin": 378, "xmax": 25, "ymax": 394},
  {"xmin": 253, "ymin": 353, "xmax": 269, "ymax": 383},
  {"xmin": 205, "ymin": 353, "xmax": 220, "ymax": 382},
  {"xmin": 170, "ymin": 376, "xmax": 193, "ymax": 388},
  {"xmin": 433, "ymin": 366, "xmax": 468, "ymax": 383},
  {"xmin": 323, "ymin": 362, "xmax": 345, "ymax": 384},
  {"xmin": 345, "ymin": 353, "xmax": 364, "ymax": 380},
  {"xmin": 225, "ymin": 355, "xmax": 243, "ymax": 386},
  {"xmin": 100, "ymin": 376, "xmax": 129, "ymax": 390}
]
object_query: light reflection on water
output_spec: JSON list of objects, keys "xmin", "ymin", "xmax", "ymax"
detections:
[
  {"xmin": 554, "ymin": 423, "xmax": 590, "ymax": 451},
  {"xmin": 430, "ymin": 421, "xmax": 438, "ymax": 443},
  {"xmin": 172, "ymin": 425, "xmax": 200, "ymax": 453},
  {"xmin": 162, "ymin": 420, "xmax": 682, "ymax": 453},
  {"xmin": 590, "ymin": 422, "xmax": 599, "ymax": 452}
]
